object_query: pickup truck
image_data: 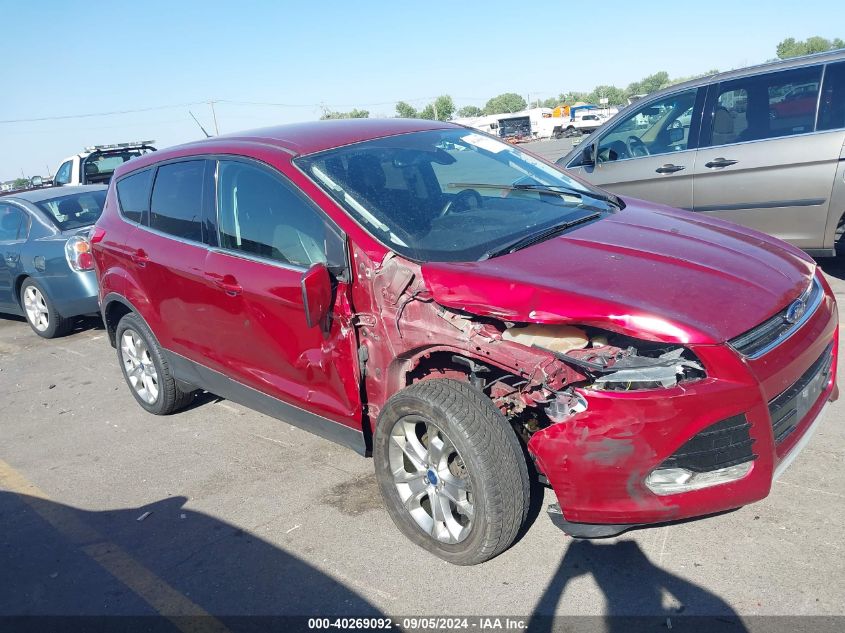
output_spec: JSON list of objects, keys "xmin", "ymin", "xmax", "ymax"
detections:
[
  {"xmin": 53, "ymin": 141, "xmax": 156, "ymax": 186},
  {"xmin": 554, "ymin": 114, "xmax": 606, "ymax": 138}
]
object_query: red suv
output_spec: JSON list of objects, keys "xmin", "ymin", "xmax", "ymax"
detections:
[{"xmin": 92, "ymin": 119, "xmax": 838, "ymax": 565}]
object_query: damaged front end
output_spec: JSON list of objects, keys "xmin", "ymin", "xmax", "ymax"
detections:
[{"xmin": 353, "ymin": 248, "xmax": 746, "ymax": 537}]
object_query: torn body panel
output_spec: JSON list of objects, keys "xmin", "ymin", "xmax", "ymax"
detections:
[{"xmin": 347, "ymin": 242, "xmax": 839, "ymax": 531}]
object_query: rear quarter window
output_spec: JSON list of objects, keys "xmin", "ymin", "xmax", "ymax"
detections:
[{"xmin": 116, "ymin": 168, "xmax": 153, "ymax": 223}]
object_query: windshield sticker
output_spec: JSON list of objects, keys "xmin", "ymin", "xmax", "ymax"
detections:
[{"xmin": 461, "ymin": 133, "xmax": 507, "ymax": 154}]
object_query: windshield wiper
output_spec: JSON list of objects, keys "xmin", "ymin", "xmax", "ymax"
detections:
[
  {"xmin": 479, "ymin": 211, "xmax": 601, "ymax": 260},
  {"xmin": 448, "ymin": 182, "xmax": 624, "ymax": 209}
]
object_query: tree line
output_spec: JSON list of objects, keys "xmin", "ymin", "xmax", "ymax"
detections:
[{"xmin": 321, "ymin": 36, "xmax": 844, "ymax": 122}]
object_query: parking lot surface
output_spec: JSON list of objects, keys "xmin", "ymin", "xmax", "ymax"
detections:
[{"xmin": 1, "ymin": 193, "xmax": 844, "ymax": 624}]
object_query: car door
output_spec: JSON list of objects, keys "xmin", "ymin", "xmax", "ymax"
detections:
[
  {"xmin": 202, "ymin": 158, "xmax": 362, "ymax": 428},
  {"xmin": 126, "ymin": 159, "xmax": 220, "ymax": 363},
  {"xmin": 0, "ymin": 203, "xmax": 28, "ymax": 310},
  {"xmin": 565, "ymin": 87, "xmax": 705, "ymax": 210},
  {"xmin": 692, "ymin": 63, "xmax": 844, "ymax": 250},
  {"xmin": 53, "ymin": 160, "xmax": 73, "ymax": 187}
]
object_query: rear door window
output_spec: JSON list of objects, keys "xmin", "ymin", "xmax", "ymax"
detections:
[
  {"xmin": 149, "ymin": 161, "xmax": 206, "ymax": 242},
  {"xmin": 0, "ymin": 204, "xmax": 27, "ymax": 241},
  {"xmin": 116, "ymin": 169, "xmax": 153, "ymax": 223},
  {"xmin": 703, "ymin": 65, "xmax": 822, "ymax": 147},
  {"xmin": 818, "ymin": 61, "xmax": 845, "ymax": 131}
]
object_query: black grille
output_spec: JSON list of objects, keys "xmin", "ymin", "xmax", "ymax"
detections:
[
  {"xmin": 768, "ymin": 343, "xmax": 834, "ymax": 444},
  {"xmin": 730, "ymin": 278, "xmax": 822, "ymax": 358},
  {"xmin": 659, "ymin": 415, "xmax": 756, "ymax": 473}
]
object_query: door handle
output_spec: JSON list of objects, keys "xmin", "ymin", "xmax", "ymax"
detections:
[
  {"xmin": 704, "ymin": 157, "xmax": 738, "ymax": 169},
  {"xmin": 4, "ymin": 253, "xmax": 18, "ymax": 264},
  {"xmin": 655, "ymin": 164, "xmax": 686, "ymax": 174},
  {"xmin": 205, "ymin": 273, "xmax": 242, "ymax": 296},
  {"xmin": 130, "ymin": 249, "xmax": 149, "ymax": 267}
]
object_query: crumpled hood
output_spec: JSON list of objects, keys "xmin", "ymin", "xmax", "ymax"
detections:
[{"xmin": 421, "ymin": 200, "xmax": 816, "ymax": 345}]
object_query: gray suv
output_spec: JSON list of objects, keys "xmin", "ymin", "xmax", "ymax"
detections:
[{"xmin": 557, "ymin": 49, "xmax": 845, "ymax": 256}]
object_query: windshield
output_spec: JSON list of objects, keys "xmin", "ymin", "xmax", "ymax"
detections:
[
  {"xmin": 84, "ymin": 148, "xmax": 152, "ymax": 181},
  {"xmin": 35, "ymin": 190, "xmax": 106, "ymax": 230},
  {"xmin": 295, "ymin": 129, "xmax": 615, "ymax": 262}
]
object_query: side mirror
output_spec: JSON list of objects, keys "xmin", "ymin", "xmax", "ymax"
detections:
[
  {"xmin": 581, "ymin": 142, "xmax": 596, "ymax": 166},
  {"xmin": 668, "ymin": 127, "xmax": 685, "ymax": 143},
  {"xmin": 301, "ymin": 263, "xmax": 333, "ymax": 330}
]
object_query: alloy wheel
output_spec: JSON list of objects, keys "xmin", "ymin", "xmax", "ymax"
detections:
[
  {"xmin": 388, "ymin": 415, "xmax": 474, "ymax": 544},
  {"xmin": 23, "ymin": 286, "xmax": 49, "ymax": 332},
  {"xmin": 120, "ymin": 329, "xmax": 159, "ymax": 404}
]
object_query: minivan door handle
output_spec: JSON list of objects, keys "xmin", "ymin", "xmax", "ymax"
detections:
[
  {"xmin": 130, "ymin": 249, "xmax": 149, "ymax": 267},
  {"xmin": 655, "ymin": 164, "xmax": 686, "ymax": 174},
  {"xmin": 205, "ymin": 272, "xmax": 242, "ymax": 296},
  {"xmin": 704, "ymin": 157, "xmax": 738, "ymax": 169}
]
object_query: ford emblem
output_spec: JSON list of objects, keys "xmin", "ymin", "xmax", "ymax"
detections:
[{"xmin": 785, "ymin": 299, "xmax": 806, "ymax": 324}]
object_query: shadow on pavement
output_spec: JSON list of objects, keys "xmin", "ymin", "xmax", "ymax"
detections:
[
  {"xmin": 0, "ymin": 491, "xmax": 382, "ymax": 629},
  {"xmin": 527, "ymin": 539, "xmax": 748, "ymax": 633}
]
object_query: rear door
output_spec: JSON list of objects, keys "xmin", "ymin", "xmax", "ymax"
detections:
[
  {"xmin": 203, "ymin": 158, "xmax": 362, "ymax": 427},
  {"xmin": 693, "ymin": 63, "xmax": 844, "ymax": 249},
  {"xmin": 0, "ymin": 203, "xmax": 28, "ymax": 310},
  {"xmin": 126, "ymin": 159, "xmax": 220, "ymax": 362},
  {"xmin": 565, "ymin": 87, "xmax": 705, "ymax": 210}
]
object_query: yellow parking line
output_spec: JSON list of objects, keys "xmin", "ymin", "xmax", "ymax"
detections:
[{"xmin": 0, "ymin": 459, "xmax": 230, "ymax": 633}]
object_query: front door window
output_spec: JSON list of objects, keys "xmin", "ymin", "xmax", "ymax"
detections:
[{"xmin": 596, "ymin": 89, "xmax": 698, "ymax": 163}]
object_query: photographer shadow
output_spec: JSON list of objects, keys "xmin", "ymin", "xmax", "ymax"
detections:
[{"xmin": 527, "ymin": 539, "xmax": 748, "ymax": 633}]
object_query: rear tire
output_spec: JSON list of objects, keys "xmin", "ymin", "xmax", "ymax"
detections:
[
  {"xmin": 116, "ymin": 312, "xmax": 194, "ymax": 415},
  {"xmin": 20, "ymin": 279, "xmax": 72, "ymax": 339},
  {"xmin": 374, "ymin": 379, "xmax": 530, "ymax": 565}
]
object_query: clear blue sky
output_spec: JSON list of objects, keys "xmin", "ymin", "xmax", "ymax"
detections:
[{"xmin": 1, "ymin": 0, "xmax": 842, "ymax": 181}]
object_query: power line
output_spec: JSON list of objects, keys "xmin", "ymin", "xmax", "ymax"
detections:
[
  {"xmin": 0, "ymin": 95, "xmax": 491, "ymax": 124},
  {"xmin": 0, "ymin": 102, "xmax": 207, "ymax": 124}
]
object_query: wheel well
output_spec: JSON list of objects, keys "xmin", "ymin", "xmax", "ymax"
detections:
[
  {"xmin": 103, "ymin": 300, "xmax": 132, "ymax": 347},
  {"xmin": 13, "ymin": 275, "xmax": 28, "ymax": 309}
]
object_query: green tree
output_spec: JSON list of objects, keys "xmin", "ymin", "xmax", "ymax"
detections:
[
  {"xmin": 776, "ymin": 36, "xmax": 845, "ymax": 59},
  {"xmin": 529, "ymin": 97, "xmax": 560, "ymax": 109},
  {"xmin": 320, "ymin": 108, "xmax": 369, "ymax": 120},
  {"xmin": 422, "ymin": 95, "xmax": 454, "ymax": 121},
  {"xmin": 626, "ymin": 71, "xmax": 671, "ymax": 97},
  {"xmin": 456, "ymin": 105, "xmax": 484, "ymax": 118},
  {"xmin": 13, "ymin": 177, "xmax": 29, "ymax": 188},
  {"xmin": 395, "ymin": 101, "xmax": 419, "ymax": 118},
  {"xmin": 668, "ymin": 69, "xmax": 719, "ymax": 86},
  {"xmin": 398, "ymin": 95, "xmax": 454, "ymax": 121},
  {"xmin": 586, "ymin": 85, "xmax": 627, "ymax": 105},
  {"xmin": 483, "ymin": 92, "xmax": 527, "ymax": 115},
  {"xmin": 560, "ymin": 91, "xmax": 589, "ymax": 105}
]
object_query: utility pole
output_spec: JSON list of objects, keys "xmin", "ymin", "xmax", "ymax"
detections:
[
  {"xmin": 433, "ymin": 100, "xmax": 438, "ymax": 121},
  {"xmin": 209, "ymin": 100, "xmax": 220, "ymax": 136}
]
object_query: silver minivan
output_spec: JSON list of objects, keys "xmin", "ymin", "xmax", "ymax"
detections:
[{"xmin": 557, "ymin": 50, "xmax": 845, "ymax": 256}]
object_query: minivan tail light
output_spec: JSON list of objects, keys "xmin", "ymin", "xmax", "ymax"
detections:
[{"xmin": 65, "ymin": 235, "xmax": 94, "ymax": 272}]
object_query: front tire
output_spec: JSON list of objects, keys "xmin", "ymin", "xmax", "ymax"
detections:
[
  {"xmin": 116, "ymin": 313, "xmax": 194, "ymax": 415},
  {"xmin": 374, "ymin": 379, "xmax": 530, "ymax": 565},
  {"xmin": 20, "ymin": 279, "xmax": 72, "ymax": 339}
]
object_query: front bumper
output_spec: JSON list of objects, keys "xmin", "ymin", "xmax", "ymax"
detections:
[{"xmin": 528, "ymin": 278, "xmax": 839, "ymax": 533}]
